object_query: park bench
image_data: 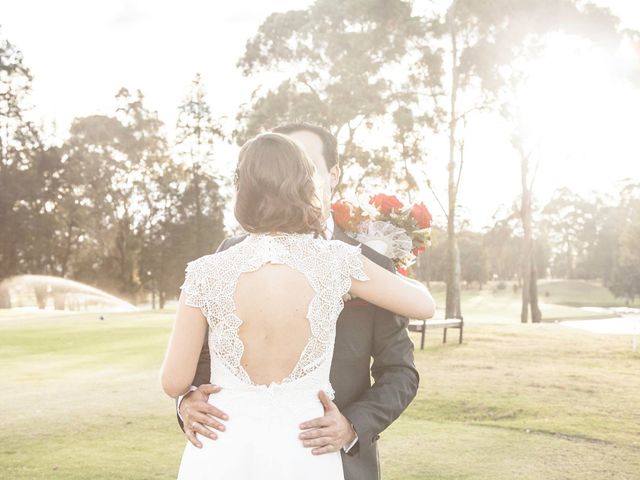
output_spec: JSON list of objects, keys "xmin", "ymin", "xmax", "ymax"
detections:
[{"xmin": 408, "ymin": 317, "xmax": 464, "ymax": 350}]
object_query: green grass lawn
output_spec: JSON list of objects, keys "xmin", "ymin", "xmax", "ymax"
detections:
[
  {"xmin": 1, "ymin": 280, "xmax": 639, "ymax": 479},
  {"xmin": 427, "ymin": 279, "xmax": 639, "ymax": 323},
  {"xmin": 537, "ymin": 279, "xmax": 640, "ymax": 308}
]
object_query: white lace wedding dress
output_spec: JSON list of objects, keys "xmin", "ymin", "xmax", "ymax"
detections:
[{"xmin": 176, "ymin": 232, "xmax": 370, "ymax": 480}]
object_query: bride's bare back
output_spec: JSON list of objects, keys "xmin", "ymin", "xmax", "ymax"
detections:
[
  {"xmin": 234, "ymin": 264, "xmax": 314, "ymax": 385},
  {"xmin": 161, "ymin": 232, "xmax": 434, "ymax": 399},
  {"xmin": 161, "ymin": 232, "xmax": 372, "ymax": 398}
]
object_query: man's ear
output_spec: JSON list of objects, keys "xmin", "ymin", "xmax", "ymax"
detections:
[{"xmin": 329, "ymin": 165, "xmax": 340, "ymax": 191}]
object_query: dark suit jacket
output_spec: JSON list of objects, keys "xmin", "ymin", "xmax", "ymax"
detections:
[{"xmin": 176, "ymin": 224, "xmax": 419, "ymax": 480}]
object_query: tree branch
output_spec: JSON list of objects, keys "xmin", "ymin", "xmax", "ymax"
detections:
[{"xmin": 427, "ymin": 179, "xmax": 449, "ymax": 220}]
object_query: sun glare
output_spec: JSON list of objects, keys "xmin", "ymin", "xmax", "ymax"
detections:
[{"xmin": 515, "ymin": 33, "xmax": 639, "ymax": 186}]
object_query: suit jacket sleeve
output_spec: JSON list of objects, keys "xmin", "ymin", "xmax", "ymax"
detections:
[
  {"xmin": 340, "ymin": 255, "xmax": 420, "ymax": 454},
  {"xmin": 176, "ymin": 237, "xmax": 229, "ymax": 432}
]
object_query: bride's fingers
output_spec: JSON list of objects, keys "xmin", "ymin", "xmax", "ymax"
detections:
[{"xmin": 192, "ymin": 411, "xmax": 226, "ymax": 432}]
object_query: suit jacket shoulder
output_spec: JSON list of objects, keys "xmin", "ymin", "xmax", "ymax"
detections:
[{"xmin": 216, "ymin": 233, "xmax": 249, "ymax": 252}]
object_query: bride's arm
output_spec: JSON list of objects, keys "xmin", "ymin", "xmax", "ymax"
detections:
[
  {"xmin": 349, "ymin": 254, "xmax": 436, "ymax": 320},
  {"xmin": 160, "ymin": 292, "xmax": 208, "ymax": 398}
]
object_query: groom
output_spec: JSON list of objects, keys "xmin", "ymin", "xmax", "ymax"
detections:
[{"xmin": 176, "ymin": 123, "xmax": 419, "ymax": 480}]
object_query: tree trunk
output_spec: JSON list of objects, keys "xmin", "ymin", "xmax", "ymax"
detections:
[
  {"xmin": 0, "ymin": 282, "xmax": 12, "ymax": 309},
  {"xmin": 446, "ymin": 236, "xmax": 462, "ymax": 318},
  {"xmin": 53, "ymin": 291, "xmax": 66, "ymax": 310},
  {"xmin": 34, "ymin": 284, "xmax": 47, "ymax": 309},
  {"xmin": 445, "ymin": 1, "xmax": 462, "ymax": 320},
  {"xmin": 530, "ymin": 244, "xmax": 542, "ymax": 323},
  {"xmin": 521, "ymin": 167, "xmax": 531, "ymax": 323},
  {"xmin": 566, "ymin": 240, "xmax": 574, "ymax": 278},
  {"xmin": 519, "ymin": 146, "xmax": 541, "ymax": 323}
]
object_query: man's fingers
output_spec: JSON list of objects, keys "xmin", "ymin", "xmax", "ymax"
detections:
[
  {"xmin": 202, "ymin": 403, "xmax": 229, "ymax": 420},
  {"xmin": 185, "ymin": 429, "xmax": 203, "ymax": 448},
  {"xmin": 192, "ymin": 412, "xmax": 226, "ymax": 432},
  {"xmin": 299, "ymin": 427, "xmax": 331, "ymax": 440},
  {"xmin": 299, "ymin": 416, "xmax": 331, "ymax": 430},
  {"xmin": 192, "ymin": 421, "xmax": 218, "ymax": 441},
  {"xmin": 198, "ymin": 384, "xmax": 222, "ymax": 395},
  {"xmin": 318, "ymin": 390, "xmax": 336, "ymax": 412},
  {"xmin": 302, "ymin": 436, "xmax": 333, "ymax": 448}
]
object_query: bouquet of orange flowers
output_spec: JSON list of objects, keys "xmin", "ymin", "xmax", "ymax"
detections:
[{"xmin": 331, "ymin": 193, "xmax": 432, "ymax": 275}]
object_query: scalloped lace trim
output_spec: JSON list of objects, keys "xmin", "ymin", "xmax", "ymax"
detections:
[{"xmin": 179, "ymin": 233, "xmax": 369, "ymax": 389}]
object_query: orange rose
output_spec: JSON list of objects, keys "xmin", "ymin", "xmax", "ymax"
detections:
[
  {"xmin": 331, "ymin": 201, "xmax": 352, "ymax": 228},
  {"xmin": 410, "ymin": 202, "xmax": 432, "ymax": 229},
  {"xmin": 412, "ymin": 245, "xmax": 426, "ymax": 256},
  {"xmin": 369, "ymin": 194, "xmax": 404, "ymax": 215}
]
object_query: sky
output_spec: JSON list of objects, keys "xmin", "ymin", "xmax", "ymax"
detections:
[{"xmin": 1, "ymin": 0, "xmax": 639, "ymax": 230}]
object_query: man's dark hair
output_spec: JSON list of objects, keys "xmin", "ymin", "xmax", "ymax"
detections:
[{"xmin": 272, "ymin": 122, "xmax": 339, "ymax": 170}]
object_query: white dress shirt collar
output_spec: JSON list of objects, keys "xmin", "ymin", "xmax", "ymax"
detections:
[{"xmin": 325, "ymin": 214, "xmax": 335, "ymax": 239}]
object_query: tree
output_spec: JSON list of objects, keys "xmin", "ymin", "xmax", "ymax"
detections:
[
  {"xmin": 541, "ymin": 188, "xmax": 599, "ymax": 278},
  {"xmin": 608, "ymin": 183, "xmax": 640, "ymax": 303},
  {"xmin": 483, "ymin": 206, "xmax": 522, "ymax": 281},
  {"xmin": 0, "ymin": 28, "xmax": 42, "ymax": 307},
  {"xmin": 512, "ymin": 129, "xmax": 542, "ymax": 322},
  {"xmin": 235, "ymin": 0, "xmax": 430, "ymax": 198},
  {"xmin": 175, "ymin": 74, "xmax": 227, "ymax": 257},
  {"xmin": 414, "ymin": 226, "xmax": 446, "ymax": 283},
  {"xmin": 412, "ymin": 0, "xmax": 530, "ymax": 319},
  {"xmin": 139, "ymin": 158, "xmax": 185, "ymax": 309},
  {"xmin": 583, "ymin": 200, "xmax": 622, "ymax": 284},
  {"xmin": 412, "ymin": 0, "xmax": 621, "ymax": 321},
  {"xmin": 116, "ymin": 88, "xmax": 177, "ymax": 305},
  {"xmin": 62, "ymin": 114, "xmax": 131, "ymax": 300},
  {"xmin": 18, "ymin": 146, "xmax": 69, "ymax": 277},
  {"xmin": 61, "ymin": 88, "xmax": 173, "ymax": 304},
  {"xmin": 458, "ymin": 231, "xmax": 489, "ymax": 288},
  {"xmin": 495, "ymin": 1, "xmax": 620, "ymax": 321}
]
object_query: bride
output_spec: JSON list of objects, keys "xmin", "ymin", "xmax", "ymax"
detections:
[{"xmin": 160, "ymin": 132, "xmax": 435, "ymax": 479}]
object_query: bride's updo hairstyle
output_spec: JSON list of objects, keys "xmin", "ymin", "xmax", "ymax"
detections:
[{"xmin": 234, "ymin": 132, "xmax": 325, "ymax": 238}]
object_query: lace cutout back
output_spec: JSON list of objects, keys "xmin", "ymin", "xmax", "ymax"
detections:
[{"xmin": 179, "ymin": 232, "xmax": 370, "ymax": 389}]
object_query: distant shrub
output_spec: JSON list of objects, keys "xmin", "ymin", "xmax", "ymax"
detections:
[{"xmin": 497, "ymin": 281, "xmax": 507, "ymax": 290}]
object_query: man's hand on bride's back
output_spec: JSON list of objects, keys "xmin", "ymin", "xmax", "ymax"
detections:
[
  {"xmin": 180, "ymin": 384, "xmax": 229, "ymax": 448},
  {"xmin": 298, "ymin": 390, "xmax": 357, "ymax": 455}
]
